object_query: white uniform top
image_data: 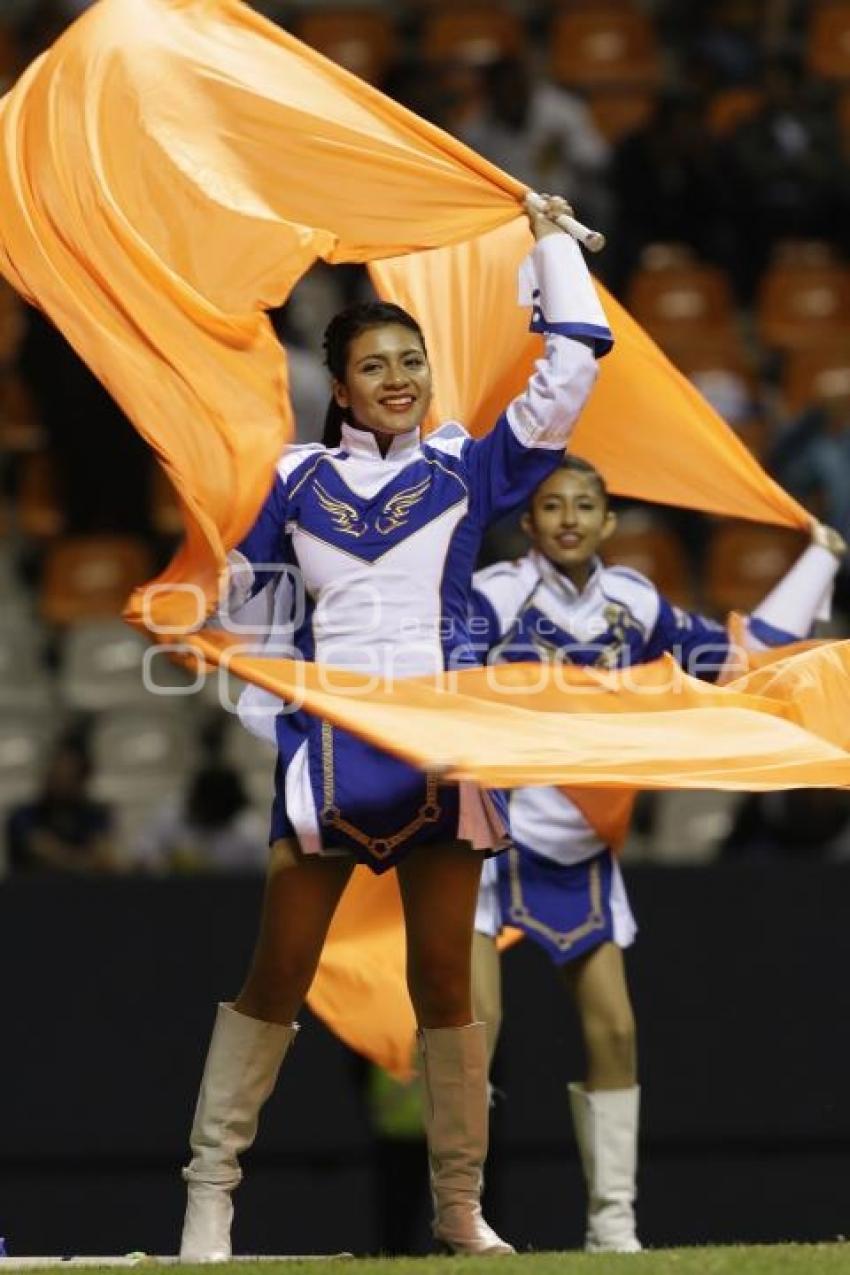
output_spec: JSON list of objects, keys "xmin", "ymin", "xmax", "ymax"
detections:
[
  {"xmin": 472, "ymin": 541, "xmax": 840, "ymax": 869},
  {"xmin": 224, "ymin": 233, "xmax": 613, "ymax": 860}
]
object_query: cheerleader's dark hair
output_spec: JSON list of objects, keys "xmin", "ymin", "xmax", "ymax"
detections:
[
  {"xmin": 321, "ymin": 301, "xmax": 428, "ymax": 448},
  {"xmin": 553, "ymin": 454, "xmax": 610, "ymax": 507}
]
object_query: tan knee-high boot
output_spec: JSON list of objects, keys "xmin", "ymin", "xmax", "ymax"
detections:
[
  {"xmin": 180, "ymin": 1003, "xmax": 298, "ymax": 1262},
  {"xmin": 568, "ymin": 1083, "xmax": 641, "ymax": 1254},
  {"xmin": 418, "ymin": 1022, "xmax": 514, "ymax": 1255}
]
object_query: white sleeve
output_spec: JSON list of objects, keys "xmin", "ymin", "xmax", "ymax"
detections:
[
  {"xmin": 744, "ymin": 544, "xmax": 839, "ymax": 648},
  {"xmin": 517, "ymin": 232, "xmax": 612, "ymax": 356}
]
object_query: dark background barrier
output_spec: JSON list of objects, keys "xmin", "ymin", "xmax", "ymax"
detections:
[{"xmin": 2, "ymin": 865, "xmax": 849, "ymax": 1256}]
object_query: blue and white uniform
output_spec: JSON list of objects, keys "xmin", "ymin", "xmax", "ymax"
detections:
[
  {"xmin": 472, "ymin": 541, "xmax": 840, "ymax": 960},
  {"xmin": 229, "ymin": 233, "xmax": 613, "ymax": 873}
]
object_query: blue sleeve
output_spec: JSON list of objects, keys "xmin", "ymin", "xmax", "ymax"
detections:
[
  {"xmin": 460, "ymin": 335, "xmax": 600, "ymax": 526},
  {"xmin": 644, "ymin": 596, "xmax": 732, "ymax": 683},
  {"xmin": 461, "ymin": 413, "xmax": 567, "ymax": 526},
  {"xmin": 235, "ymin": 472, "xmax": 289, "ymax": 596},
  {"xmin": 468, "ymin": 587, "xmax": 503, "ymax": 654}
]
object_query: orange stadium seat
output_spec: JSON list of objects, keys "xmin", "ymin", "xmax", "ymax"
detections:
[
  {"xmin": 39, "ymin": 535, "xmax": 154, "ymax": 625},
  {"xmin": 602, "ymin": 519, "xmax": 694, "ymax": 608},
  {"xmin": 586, "ymin": 88, "xmax": 655, "ymax": 142},
  {"xmin": 625, "ymin": 253, "xmax": 738, "ymax": 353},
  {"xmin": 550, "ymin": 10, "xmax": 661, "ymax": 90},
  {"xmin": 730, "ymin": 418, "xmax": 770, "ymax": 462},
  {"xmin": 807, "ymin": 1, "xmax": 850, "ymax": 80},
  {"xmin": 0, "ymin": 372, "xmax": 45, "ymax": 454},
  {"xmin": 704, "ymin": 523, "xmax": 804, "ymax": 617},
  {"xmin": 422, "ymin": 6, "xmax": 525, "ymax": 65},
  {"xmin": 705, "ymin": 86, "xmax": 763, "ymax": 136},
  {"xmin": 839, "ymin": 85, "xmax": 850, "ymax": 139},
  {"xmin": 756, "ymin": 259, "xmax": 850, "ymax": 353},
  {"xmin": 294, "ymin": 9, "xmax": 398, "ymax": 84},
  {"xmin": 17, "ymin": 451, "xmax": 65, "ymax": 539},
  {"xmin": 782, "ymin": 346, "xmax": 850, "ymax": 413}
]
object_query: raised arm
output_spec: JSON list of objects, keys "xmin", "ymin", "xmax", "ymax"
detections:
[{"xmin": 459, "ymin": 197, "xmax": 613, "ymax": 526}]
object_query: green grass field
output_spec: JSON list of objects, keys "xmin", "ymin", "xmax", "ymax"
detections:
[{"xmin": 14, "ymin": 1246, "xmax": 850, "ymax": 1275}]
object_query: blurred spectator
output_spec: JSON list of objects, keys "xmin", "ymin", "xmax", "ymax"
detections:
[
  {"xmin": 458, "ymin": 55, "xmax": 612, "ymax": 239},
  {"xmin": 6, "ymin": 733, "xmax": 117, "ymax": 874},
  {"xmin": 608, "ymin": 89, "xmax": 732, "ymax": 292},
  {"xmin": 724, "ymin": 55, "xmax": 847, "ymax": 298},
  {"xmin": 720, "ymin": 788, "xmax": 850, "ymax": 861},
  {"xmin": 688, "ymin": 367, "xmax": 757, "ymax": 430},
  {"xmin": 132, "ymin": 763, "xmax": 268, "ymax": 874}
]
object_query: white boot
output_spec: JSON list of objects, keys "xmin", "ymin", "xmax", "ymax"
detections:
[
  {"xmin": 179, "ymin": 1003, "xmax": 298, "ymax": 1262},
  {"xmin": 418, "ymin": 1022, "xmax": 514, "ymax": 1256},
  {"xmin": 569, "ymin": 1083, "xmax": 642, "ymax": 1254}
]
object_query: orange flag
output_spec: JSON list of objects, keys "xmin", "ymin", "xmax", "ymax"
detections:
[
  {"xmin": 371, "ymin": 218, "xmax": 807, "ymax": 527},
  {"xmin": 186, "ymin": 631, "xmax": 850, "ymax": 1077},
  {"xmin": 0, "ymin": 0, "xmax": 524, "ymax": 632}
]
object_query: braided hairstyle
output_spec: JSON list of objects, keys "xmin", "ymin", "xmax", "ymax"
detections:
[{"xmin": 321, "ymin": 301, "xmax": 428, "ymax": 448}]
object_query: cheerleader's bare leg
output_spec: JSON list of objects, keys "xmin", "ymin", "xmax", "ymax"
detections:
[
  {"xmin": 561, "ymin": 941, "xmax": 641, "ymax": 1254},
  {"xmin": 397, "ymin": 840, "xmax": 514, "ymax": 1256},
  {"xmin": 180, "ymin": 838, "xmax": 354, "ymax": 1262}
]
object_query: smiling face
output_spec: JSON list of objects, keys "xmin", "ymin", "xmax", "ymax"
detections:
[
  {"xmin": 522, "ymin": 467, "xmax": 616, "ymax": 587},
  {"xmin": 332, "ymin": 323, "xmax": 432, "ymax": 444}
]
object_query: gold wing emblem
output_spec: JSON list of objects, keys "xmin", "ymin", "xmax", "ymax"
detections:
[
  {"xmin": 376, "ymin": 475, "xmax": 432, "ymax": 534},
  {"xmin": 313, "ymin": 480, "xmax": 366, "ymax": 538}
]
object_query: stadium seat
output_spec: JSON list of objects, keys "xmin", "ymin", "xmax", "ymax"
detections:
[
  {"xmin": 782, "ymin": 346, "xmax": 850, "ymax": 413},
  {"xmin": 602, "ymin": 516, "xmax": 694, "ymax": 608},
  {"xmin": 756, "ymin": 259, "xmax": 850, "ymax": 353},
  {"xmin": 90, "ymin": 708, "xmax": 197, "ymax": 803},
  {"xmin": 586, "ymin": 88, "xmax": 655, "ymax": 142},
  {"xmin": 704, "ymin": 523, "xmax": 804, "ymax": 617},
  {"xmin": 0, "ymin": 373, "xmax": 45, "ymax": 455},
  {"xmin": 294, "ymin": 9, "xmax": 398, "ymax": 84},
  {"xmin": 625, "ymin": 253, "xmax": 738, "ymax": 352},
  {"xmin": 59, "ymin": 619, "xmax": 194, "ymax": 712},
  {"xmin": 0, "ymin": 622, "xmax": 54, "ymax": 713},
  {"xmin": 550, "ymin": 10, "xmax": 661, "ymax": 90},
  {"xmin": 422, "ymin": 6, "xmax": 525, "ymax": 65},
  {"xmin": 0, "ymin": 712, "xmax": 57, "ymax": 810},
  {"xmin": 39, "ymin": 535, "xmax": 154, "ymax": 625},
  {"xmin": 730, "ymin": 418, "xmax": 770, "ymax": 462},
  {"xmin": 17, "ymin": 451, "xmax": 64, "ymax": 538},
  {"xmin": 705, "ymin": 86, "xmax": 763, "ymax": 136},
  {"xmin": 807, "ymin": 1, "xmax": 850, "ymax": 80}
]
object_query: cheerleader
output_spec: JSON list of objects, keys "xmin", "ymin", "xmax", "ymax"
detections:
[
  {"xmin": 179, "ymin": 196, "xmax": 614, "ymax": 1260},
  {"xmin": 471, "ymin": 454, "xmax": 845, "ymax": 1253}
]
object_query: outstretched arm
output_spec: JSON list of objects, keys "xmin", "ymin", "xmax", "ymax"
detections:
[{"xmin": 743, "ymin": 521, "xmax": 846, "ymax": 649}]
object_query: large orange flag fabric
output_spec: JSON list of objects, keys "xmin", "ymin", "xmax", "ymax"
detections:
[
  {"xmin": 371, "ymin": 220, "xmax": 806, "ymax": 525},
  {"xmin": 0, "ymin": 0, "xmax": 835, "ymax": 1078},
  {"xmin": 189, "ymin": 631, "xmax": 850, "ymax": 1077}
]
